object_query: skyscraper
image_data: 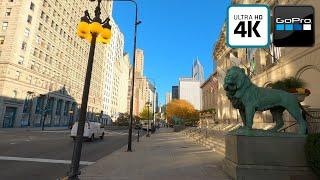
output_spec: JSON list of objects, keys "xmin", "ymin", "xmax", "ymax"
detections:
[
  {"xmin": 165, "ymin": 92, "xmax": 172, "ymax": 105},
  {"xmin": 135, "ymin": 49, "xmax": 144, "ymax": 77},
  {"xmin": 192, "ymin": 58, "xmax": 205, "ymax": 83},
  {"xmin": 172, "ymin": 86, "xmax": 179, "ymax": 100},
  {"xmin": 103, "ymin": 17, "xmax": 125, "ymax": 116}
]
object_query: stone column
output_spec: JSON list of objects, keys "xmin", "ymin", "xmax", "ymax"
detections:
[
  {"xmin": 59, "ymin": 100, "xmax": 65, "ymax": 126},
  {"xmin": 50, "ymin": 97, "xmax": 57, "ymax": 126}
]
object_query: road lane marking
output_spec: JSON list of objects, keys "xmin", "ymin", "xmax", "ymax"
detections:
[
  {"xmin": 32, "ymin": 130, "xmax": 70, "ymax": 133},
  {"xmin": 104, "ymin": 131, "xmax": 128, "ymax": 135},
  {"xmin": 0, "ymin": 156, "xmax": 95, "ymax": 165}
]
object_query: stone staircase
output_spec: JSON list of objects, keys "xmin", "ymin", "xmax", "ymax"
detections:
[{"xmin": 183, "ymin": 123, "xmax": 242, "ymax": 156}]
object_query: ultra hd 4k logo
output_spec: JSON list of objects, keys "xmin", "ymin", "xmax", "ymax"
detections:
[
  {"xmin": 273, "ymin": 6, "xmax": 315, "ymax": 47},
  {"xmin": 227, "ymin": 5, "xmax": 270, "ymax": 48}
]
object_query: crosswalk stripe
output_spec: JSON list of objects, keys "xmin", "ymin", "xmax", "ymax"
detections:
[{"xmin": 0, "ymin": 156, "xmax": 95, "ymax": 165}]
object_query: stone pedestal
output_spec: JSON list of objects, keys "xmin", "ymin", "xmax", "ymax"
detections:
[{"xmin": 223, "ymin": 134, "xmax": 317, "ymax": 180}]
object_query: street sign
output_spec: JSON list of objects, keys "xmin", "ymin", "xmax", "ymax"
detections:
[{"xmin": 227, "ymin": 4, "xmax": 270, "ymax": 48}]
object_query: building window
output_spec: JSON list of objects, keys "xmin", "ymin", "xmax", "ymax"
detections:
[
  {"xmin": 40, "ymin": 11, "xmax": 45, "ymax": 19},
  {"xmin": 0, "ymin": 36, "xmax": 5, "ymax": 44},
  {"xmin": 2, "ymin": 22, "xmax": 8, "ymax": 30},
  {"xmin": 39, "ymin": 51, "xmax": 43, "ymax": 59},
  {"xmin": 33, "ymin": 48, "xmax": 39, "ymax": 56},
  {"xmin": 27, "ymin": 75, "xmax": 32, "ymax": 84},
  {"xmin": 24, "ymin": 28, "xmax": 30, "ymax": 37},
  {"xmin": 47, "ymin": 43, "xmax": 51, "ymax": 51},
  {"xmin": 5, "ymin": 8, "xmax": 11, "ymax": 16},
  {"xmin": 38, "ymin": 23, "xmax": 43, "ymax": 31},
  {"xmin": 30, "ymin": 60, "xmax": 35, "ymax": 70},
  {"xmin": 21, "ymin": 41, "xmax": 27, "ymax": 50},
  {"xmin": 36, "ymin": 35, "xmax": 41, "ymax": 44},
  {"xmin": 45, "ymin": 54, "xmax": 49, "ymax": 62},
  {"xmin": 15, "ymin": 71, "xmax": 21, "ymax": 80},
  {"xmin": 43, "ymin": 0, "xmax": 48, "ymax": 7},
  {"xmin": 12, "ymin": 90, "xmax": 17, "ymax": 98},
  {"xmin": 18, "ymin": 56, "xmax": 24, "ymax": 64},
  {"xmin": 30, "ymin": 2, "xmax": 35, "ymax": 11},
  {"xmin": 27, "ymin": 15, "xmax": 32, "ymax": 23}
]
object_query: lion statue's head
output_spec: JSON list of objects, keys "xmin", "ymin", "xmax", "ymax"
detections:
[{"xmin": 224, "ymin": 66, "xmax": 252, "ymax": 109}]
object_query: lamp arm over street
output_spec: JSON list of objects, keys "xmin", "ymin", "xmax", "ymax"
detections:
[{"xmin": 104, "ymin": 0, "xmax": 141, "ymax": 152}]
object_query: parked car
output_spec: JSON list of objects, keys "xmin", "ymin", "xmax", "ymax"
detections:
[
  {"xmin": 141, "ymin": 120, "xmax": 153, "ymax": 131},
  {"xmin": 70, "ymin": 121, "xmax": 105, "ymax": 141}
]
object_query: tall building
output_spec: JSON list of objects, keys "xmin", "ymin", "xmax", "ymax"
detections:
[
  {"xmin": 213, "ymin": 0, "xmax": 320, "ymax": 130},
  {"xmin": 171, "ymin": 86, "xmax": 179, "ymax": 100},
  {"xmin": 165, "ymin": 92, "xmax": 172, "ymax": 105},
  {"xmin": 0, "ymin": 0, "xmax": 112, "ymax": 128},
  {"xmin": 117, "ymin": 53, "xmax": 130, "ymax": 113},
  {"xmin": 103, "ymin": 17, "xmax": 123, "ymax": 117},
  {"xmin": 179, "ymin": 78, "xmax": 201, "ymax": 110},
  {"xmin": 127, "ymin": 66, "xmax": 133, "ymax": 114},
  {"xmin": 192, "ymin": 58, "xmax": 205, "ymax": 83},
  {"xmin": 135, "ymin": 49, "xmax": 144, "ymax": 77},
  {"xmin": 132, "ymin": 49, "xmax": 156, "ymax": 116}
]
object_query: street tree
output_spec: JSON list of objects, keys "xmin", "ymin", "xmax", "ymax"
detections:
[
  {"xmin": 139, "ymin": 107, "xmax": 153, "ymax": 120},
  {"xmin": 166, "ymin": 99, "xmax": 199, "ymax": 126}
]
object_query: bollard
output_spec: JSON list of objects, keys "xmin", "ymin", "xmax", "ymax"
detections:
[{"xmin": 137, "ymin": 129, "xmax": 140, "ymax": 142}]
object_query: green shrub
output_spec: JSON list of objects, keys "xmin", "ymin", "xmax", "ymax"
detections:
[
  {"xmin": 305, "ymin": 133, "xmax": 320, "ymax": 178},
  {"xmin": 270, "ymin": 77, "xmax": 305, "ymax": 91}
]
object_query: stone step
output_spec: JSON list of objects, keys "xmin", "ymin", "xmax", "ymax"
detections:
[{"xmin": 184, "ymin": 131, "xmax": 226, "ymax": 156}]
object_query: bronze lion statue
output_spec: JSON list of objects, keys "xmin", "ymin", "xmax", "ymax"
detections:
[{"xmin": 224, "ymin": 66, "xmax": 307, "ymax": 134}]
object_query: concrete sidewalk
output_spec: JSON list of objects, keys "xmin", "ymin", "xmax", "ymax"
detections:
[{"xmin": 80, "ymin": 128, "xmax": 230, "ymax": 180}]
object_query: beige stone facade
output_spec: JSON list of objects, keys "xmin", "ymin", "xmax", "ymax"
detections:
[
  {"xmin": 199, "ymin": 73, "xmax": 218, "ymax": 128},
  {"xmin": 213, "ymin": 0, "xmax": 320, "ymax": 129},
  {"xmin": 102, "ymin": 17, "xmax": 126, "ymax": 118},
  {"xmin": 201, "ymin": 73, "xmax": 218, "ymax": 111},
  {"xmin": 0, "ymin": 0, "xmax": 112, "ymax": 127}
]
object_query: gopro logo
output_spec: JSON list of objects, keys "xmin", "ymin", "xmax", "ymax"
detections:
[
  {"xmin": 275, "ymin": 17, "xmax": 312, "ymax": 31},
  {"xmin": 273, "ymin": 6, "xmax": 315, "ymax": 47}
]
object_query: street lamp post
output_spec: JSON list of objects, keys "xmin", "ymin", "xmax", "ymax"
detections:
[
  {"xmin": 68, "ymin": 0, "xmax": 112, "ymax": 179},
  {"xmin": 146, "ymin": 101, "xmax": 151, "ymax": 137},
  {"xmin": 150, "ymin": 80, "xmax": 156, "ymax": 131}
]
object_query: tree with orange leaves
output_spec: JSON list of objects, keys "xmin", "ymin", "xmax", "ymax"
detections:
[{"xmin": 166, "ymin": 99, "xmax": 199, "ymax": 126}]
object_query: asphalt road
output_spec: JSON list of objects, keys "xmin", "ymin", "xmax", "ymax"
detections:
[{"xmin": 0, "ymin": 128, "xmax": 145, "ymax": 180}]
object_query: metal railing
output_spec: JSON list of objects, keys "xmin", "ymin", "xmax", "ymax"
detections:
[{"xmin": 280, "ymin": 108, "xmax": 320, "ymax": 134}]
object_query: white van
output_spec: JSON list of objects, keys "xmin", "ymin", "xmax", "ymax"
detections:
[
  {"xmin": 70, "ymin": 121, "xmax": 105, "ymax": 141},
  {"xmin": 141, "ymin": 120, "xmax": 153, "ymax": 131}
]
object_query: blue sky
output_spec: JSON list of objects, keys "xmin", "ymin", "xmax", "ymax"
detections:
[{"xmin": 112, "ymin": 0, "xmax": 230, "ymax": 104}]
